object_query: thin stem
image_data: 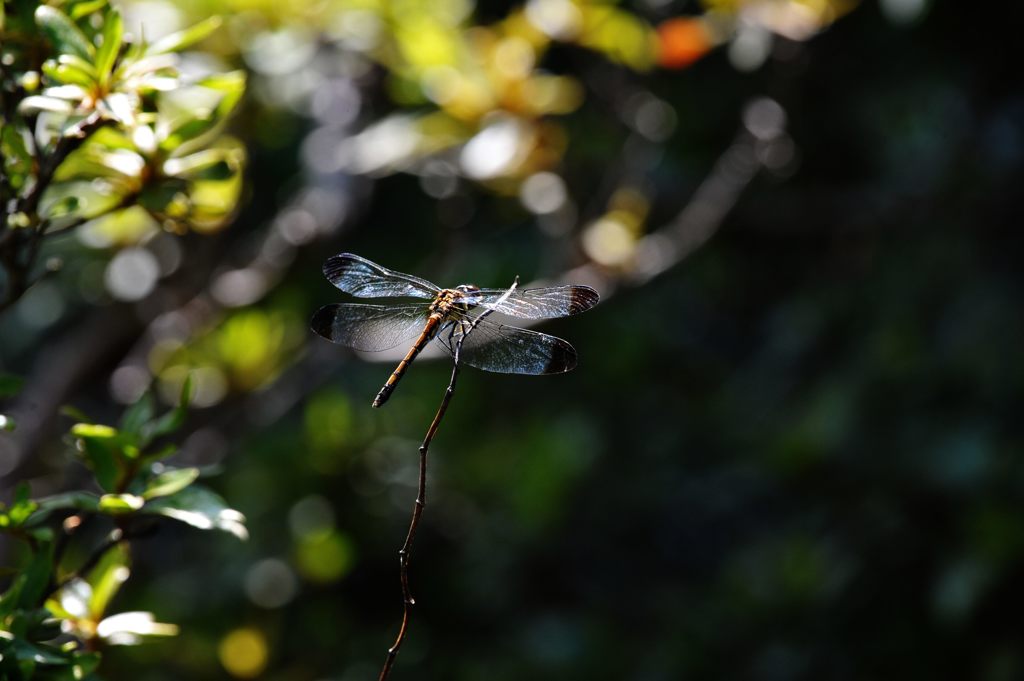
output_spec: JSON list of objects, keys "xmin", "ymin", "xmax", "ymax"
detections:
[
  {"xmin": 377, "ymin": 358, "xmax": 462, "ymax": 681},
  {"xmin": 0, "ymin": 111, "xmax": 109, "ymax": 311},
  {"xmin": 377, "ymin": 278, "xmax": 518, "ymax": 681}
]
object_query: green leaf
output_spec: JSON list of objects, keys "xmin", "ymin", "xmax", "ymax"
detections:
[
  {"xmin": 96, "ymin": 611, "xmax": 179, "ymax": 645},
  {"xmin": 197, "ymin": 71, "xmax": 246, "ymax": 118},
  {"xmin": 162, "ymin": 148, "xmax": 234, "ymax": 179},
  {"xmin": 73, "ymin": 434, "xmax": 119, "ymax": 492},
  {"xmin": 146, "ymin": 16, "xmax": 222, "ymax": 56},
  {"xmin": 0, "ymin": 373, "xmax": 24, "ymax": 397},
  {"xmin": 42, "ymin": 59, "xmax": 96, "ymax": 88},
  {"xmin": 35, "ymin": 6, "xmax": 95, "ymax": 62},
  {"xmin": 60, "ymin": 405, "xmax": 92, "ymax": 423},
  {"xmin": 95, "ymin": 8, "xmax": 123, "ymax": 83},
  {"xmin": 159, "ymin": 71, "xmax": 246, "ymax": 153},
  {"xmin": 97, "ymin": 494, "xmax": 144, "ymax": 514},
  {"xmin": 26, "ymin": 492, "xmax": 101, "ymax": 526},
  {"xmin": 142, "ymin": 467, "xmax": 199, "ymax": 500},
  {"xmin": 119, "ymin": 393, "xmax": 154, "ymax": 439},
  {"xmin": 117, "ymin": 53, "xmax": 178, "ymax": 81},
  {"xmin": 69, "ymin": 0, "xmax": 111, "ymax": 21},
  {"xmin": 41, "ymin": 84, "xmax": 90, "ymax": 102},
  {"xmin": 1, "ymin": 126, "xmax": 32, "ymax": 189},
  {"xmin": 7, "ymin": 484, "xmax": 38, "ymax": 526},
  {"xmin": 141, "ymin": 443, "xmax": 178, "ymax": 464},
  {"xmin": 18, "ymin": 95, "xmax": 75, "ymax": 115},
  {"xmin": 141, "ymin": 375, "xmax": 191, "ymax": 440},
  {"xmin": 17, "ymin": 540, "xmax": 55, "ymax": 609},
  {"xmin": 87, "ymin": 542, "xmax": 129, "ymax": 617},
  {"xmin": 43, "ymin": 195, "xmax": 81, "ymax": 220},
  {"xmin": 144, "ymin": 486, "xmax": 247, "ymax": 540},
  {"xmin": 58, "ymin": 53, "xmax": 100, "ymax": 79},
  {"xmin": 72, "ymin": 424, "xmax": 117, "ymax": 439},
  {"xmin": 10, "ymin": 637, "xmax": 68, "ymax": 665}
]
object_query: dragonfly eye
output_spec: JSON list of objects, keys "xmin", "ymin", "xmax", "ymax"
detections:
[{"xmin": 455, "ymin": 283, "xmax": 481, "ymax": 308}]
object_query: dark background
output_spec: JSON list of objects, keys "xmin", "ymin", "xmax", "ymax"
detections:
[{"xmin": 3, "ymin": 0, "xmax": 1023, "ymax": 679}]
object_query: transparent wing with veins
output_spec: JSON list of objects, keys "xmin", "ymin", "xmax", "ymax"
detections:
[
  {"xmin": 311, "ymin": 304, "xmax": 430, "ymax": 352},
  {"xmin": 470, "ymin": 285, "xmax": 600, "ymax": 319},
  {"xmin": 434, "ymin": 314, "xmax": 578, "ymax": 375},
  {"xmin": 323, "ymin": 253, "xmax": 440, "ymax": 299}
]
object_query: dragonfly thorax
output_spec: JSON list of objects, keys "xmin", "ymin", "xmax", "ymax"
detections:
[
  {"xmin": 430, "ymin": 285, "xmax": 482, "ymax": 316},
  {"xmin": 454, "ymin": 283, "xmax": 482, "ymax": 311}
]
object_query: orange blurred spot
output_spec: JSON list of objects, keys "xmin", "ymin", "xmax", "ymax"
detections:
[{"xmin": 656, "ymin": 18, "xmax": 712, "ymax": 69}]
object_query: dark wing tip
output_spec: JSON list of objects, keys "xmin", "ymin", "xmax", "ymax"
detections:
[
  {"xmin": 568, "ymin": 286, "xmax": 600, "ymax": 315},
  {"xmin": 545, "ymin": 339, "xmax": 578, "ymax": 374},
  {"xmin": 310, "ymin": 304, "xmax": 338, "ymax": 340}
]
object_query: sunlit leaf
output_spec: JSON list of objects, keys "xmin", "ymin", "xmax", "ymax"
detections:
[
  {"xmin": 69, "ymin": 0, "xmax": 110, "ymax": 21},
  {"xmin": 35, "ymin": 6, "xmax": 95, "ymax": 62},
  {"xmin": 158, "ymin": 71, "xmax": 246, "ymax": 155},
  {"xmin": 6, "ymin": 484, "xmax": 38, "ymax": 526},
  {"xmin": 101, "ymin": 91, "xmax": 137, "ymax": 125},
  {"xmin": 87, "ymin": 542, "xmax": 129, "ymax": 618},
  {"xmin": 42, "ymin": 84, "xmax": 89, "ymax": 101},
  {"xmin": 71, "ymin": 424, "xmax": 118, "ymax": 439},
  {"xmin": 146, "ymin": 16, "xmax": 223, "ymax": 56},
  {"xmin": 42, "ymin": 59, "xmax": 96, "ymax": 88},
  {"xmin": 142, "ymin": 467, "xmax": 200, "ymax": 500},
  {"xmin": 18, "ymin": 95, "xmax": 75, "ymax": 115},
  {"xmin": 145, "ymin": 486, "xmax": 247, "ymax": 539},
  {"xmin": 162, "ymin": 147, "xmax": 238, "ymax": 179},
  {"xmin": 71, "ymin": 425, "xmax": 120, "ymax": 491},
  {"xmin": 117, "ymin": 54, "xmax": 178, "ymax": 82},
  {"xmin": 96, "ymin": 611, "xmax": 179, "ymax": 645},
  {"xmin": 95, "ymin": 8, "xmax": 123, "ymax": 83},
  {"xmin": 98, "ymin": 494, "xmax": 145, "ymax": 514}
]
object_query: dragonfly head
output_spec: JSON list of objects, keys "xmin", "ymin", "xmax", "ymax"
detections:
[{"xmin": 455, "ymin": 283, "xmax": 482, "ymax": 310}]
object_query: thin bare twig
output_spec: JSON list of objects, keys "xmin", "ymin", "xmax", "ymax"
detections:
[{"xmin": 377, "ymin": 278, "xmax": 519, "ymax": 681}]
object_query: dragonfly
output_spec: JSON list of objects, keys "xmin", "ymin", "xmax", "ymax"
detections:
[{"xmin": 311, "ymin": 253, "xmax": 600, "ymax": 408}]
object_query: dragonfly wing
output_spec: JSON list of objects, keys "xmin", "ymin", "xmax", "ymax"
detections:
[
  {"xmin": 312, "ymin": 303, "xmax": 430, "ymax": 351},
  {"xmin": 473, "ymin": 285, "xmax": 599, "ymax": 319},
  {"xmin": 434, "ymin": 316, "xmax": 577, "ymax": 375},
  {"xmin": 324, "ymin": 253, "xmax": 439, "ymax": 299}
]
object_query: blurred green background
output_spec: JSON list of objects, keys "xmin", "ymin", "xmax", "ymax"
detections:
[{"xmin": 3, "ymin": 0, "xmax": 1023, "ymax": 679}]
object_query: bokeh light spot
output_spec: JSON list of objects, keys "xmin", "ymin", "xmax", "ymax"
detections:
[
  {"xmin": 657, "ymin": 17, "xmax": 712, "ymax": 69},
  {"xmin": 289, "ymin": 495, "xmax": 336, "ymax": 538},
  {"xmin": 460, "ymin": 116, "xmax": 528, "ymax": 180},
  {"xmin": 582, "ymin": 217, "xmax": 637, "ymax": 267},
  {"xmin": 520, "ymin": 172, "xmax": 567, "ymax": 215},
  {"xmin": 104, "ymin": 248, "xmax": 159, "ymax": 302},
  {"xmin": 218, "ymin": 627, "xmax": 268, "ymax": 679},
  {"xmin": 244, "ymin": 558, "xmax": 299, "ymax": 609},
  {"xmin": 294, "ymin": 528, "xmax": 355, "ymax": 584}
]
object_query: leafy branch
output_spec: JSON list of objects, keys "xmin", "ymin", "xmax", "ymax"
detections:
[
  {"xmin": 0, "ymin": 375, "xmax": 246, "ymax": 680},
  {"xmin": 0, "ymin": 0, "xmax": 244, "ymax": 312}
]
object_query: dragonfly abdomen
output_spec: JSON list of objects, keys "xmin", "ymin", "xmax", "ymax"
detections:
[{"xmin": 372, "ymin": 313, "xmax": 444, "ymax": 408}]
